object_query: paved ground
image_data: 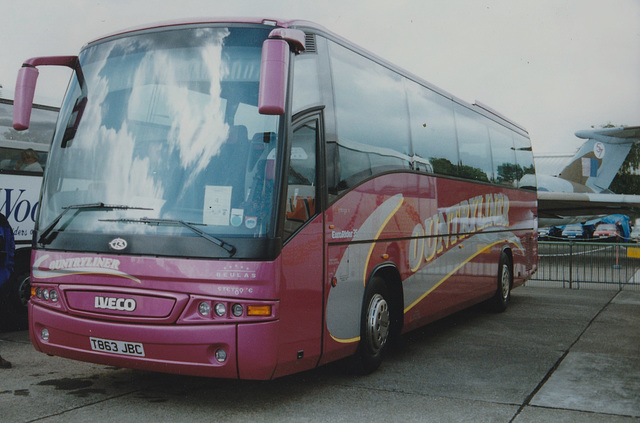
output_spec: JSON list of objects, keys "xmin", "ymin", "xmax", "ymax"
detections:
[{"xmin": 0, "ymin": 286, "xmax": 638, "ymax": 422}]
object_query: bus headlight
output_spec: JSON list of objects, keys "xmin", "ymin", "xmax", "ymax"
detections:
[
  {"xmin": 214, "ymin": 303, "xmax": 226, "ymax": 317},
  {"xmin": 198, "ymin": 302, "xmax": 211, "ymax": 316},
  {"xmin": 232, "ymin": 304, "xmax": 243, "ymax": 317}
]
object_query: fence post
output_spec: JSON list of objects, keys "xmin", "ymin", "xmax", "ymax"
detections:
[{"xmin": 569, "ymin": 241, "xmax": 573, "ymax": 289}]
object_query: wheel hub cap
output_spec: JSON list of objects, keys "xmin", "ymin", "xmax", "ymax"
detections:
[{"xmin": 366, "ymin": 294, "xmax": 390, "ymax": 353}]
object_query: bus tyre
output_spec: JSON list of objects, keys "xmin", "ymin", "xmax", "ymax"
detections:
[
  {"xmin": 12, "ymin": 271, "xmax": 31, "ymax": 311},
  {"xmin": 487, "ymin": 252, "xmax": 512, "ymax": 313},
  {"xmin": 353, "ymin": 276, "xmax": 391, "ymax": 374},
  {"xmin": 0, "ymin": 270, "xmax": 29, "ymax": 329},
  {"xmin": 4, "ymin": 270, "xmax": 30, "ymax": 316}
]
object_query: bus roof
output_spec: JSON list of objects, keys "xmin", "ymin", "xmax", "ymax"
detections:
[
  {"xmin": 85, "ymin": 17, "xmax": 528, "ymax": 136},
  {"xmin": 86, "ymin": 17, "xmax": 298, "ymax": 45}
]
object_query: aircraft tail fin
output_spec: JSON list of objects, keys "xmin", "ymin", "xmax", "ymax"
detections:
[{"xmin": 558, "ymin": 126, "xmax": 640, "ymax": 192}]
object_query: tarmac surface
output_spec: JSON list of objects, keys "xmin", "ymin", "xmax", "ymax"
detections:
[{"xmin": 0, "ymin": 286, "xmax": 638, "ymax": 422}]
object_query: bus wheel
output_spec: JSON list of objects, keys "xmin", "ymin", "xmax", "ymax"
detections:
[
  {"xmin": 487, "ymin": 252, "xmax": 512, "ymax": 313},
  {"xmin": 0, "ymin": 271, "xmax": 30, "ymax": 329},
  {"xmin": 353, "ymin": 276, "xmax": 390, "ymax": 374},
  {"xmin": 5, "ymin": 271, "xmax": 30, "ymax": 313},
  {"xmin": 15, "ymin": 271, "xmax": 31, "ymax": 309}
]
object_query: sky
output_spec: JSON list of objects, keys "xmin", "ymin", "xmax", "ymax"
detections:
[{"xmin": 1, "ymin": 0, "xmax": 638, "ymax": 155}]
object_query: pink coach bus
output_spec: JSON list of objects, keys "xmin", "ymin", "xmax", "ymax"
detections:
[{"xmin": 13, "ymin": 18, "xmax": 537, "ymax": 379}]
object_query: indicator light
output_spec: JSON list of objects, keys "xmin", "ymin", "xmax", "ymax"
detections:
[
  {"xmin": 198, "ymin": 302, "xmax": 211, "ymax": 316},
  {"xmin": 214, "ymin": 303, "xmax": 226, "ymax": 317},
  {"xmin": 247, "ymin": 305, "xmax": 272, "ymax": 316}
]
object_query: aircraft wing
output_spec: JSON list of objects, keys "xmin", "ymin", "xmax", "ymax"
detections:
[{"xmin": 538, "ymin": 191, "xmax": 640, "ymax": 226}]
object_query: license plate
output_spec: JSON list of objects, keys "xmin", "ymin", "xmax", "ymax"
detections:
[{"xmin": 89, "ymin": 337, "xmax": 145, "ymax": 357}]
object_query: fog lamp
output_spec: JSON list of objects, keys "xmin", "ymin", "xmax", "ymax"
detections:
[
  {"xmin": 215, "ymin": 348, "xmax": 227, "ymax": 362},
  {"xmin": 41, "ymin": 328, "xmax": 49, "ymax": 341}
]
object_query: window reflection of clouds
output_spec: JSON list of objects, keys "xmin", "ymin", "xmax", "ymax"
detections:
[
  {"xmin": 75, "ymin": 42, "xmax": 165, "ymax": 215},
  {"xmin": 165, "ymin": 31, "xmax": 229, "ymax": 176},
  {"xmin": 90, "ymin": 30, "xmax": 227, "ymax": 203},
  {"xmin": 41, "ymin": 27, "xmax": 281, "ymax": 239},
  {"xmin": 61, "ymin": 29, "xmax": 231, "ymax": 229}
]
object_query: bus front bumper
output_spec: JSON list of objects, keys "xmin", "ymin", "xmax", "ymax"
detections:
[{"xmin": 29, "ymin": 302, "xmax": 279, "ymax": 379}]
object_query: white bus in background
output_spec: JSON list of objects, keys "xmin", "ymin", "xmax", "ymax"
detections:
[{"xmin": 0, "ymin": 96, "xmax": 58, "ymax": 325}]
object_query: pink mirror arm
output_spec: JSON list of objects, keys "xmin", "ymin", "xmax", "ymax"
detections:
[
  {"xmin": 13, "ymin": 55, "xmax": 78, "ymax": 131},
  {"xmin": 23, "ymin": 56, "xmax": 78, "ymax": 68},
  {"xmin": 267, "ymin": 28, "xmax": 306, "ymax": 53}
]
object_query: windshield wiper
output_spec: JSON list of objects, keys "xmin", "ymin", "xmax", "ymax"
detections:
[
  {"xmin": 100, "ymin": 217, "xmax": 237, "ymax": 256},
  {"xmin": 38, "ymin": 202, "xmax": 153, "ymax": 245}
]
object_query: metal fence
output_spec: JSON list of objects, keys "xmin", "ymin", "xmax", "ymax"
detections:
[{"xmin": 527, "ymin": 241, "xmax": 640, "ymax": 291}]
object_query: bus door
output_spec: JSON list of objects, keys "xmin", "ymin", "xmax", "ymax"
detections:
[{"xmin": 274, "ymin": 112, "xmax": 324, "ymax": 377}]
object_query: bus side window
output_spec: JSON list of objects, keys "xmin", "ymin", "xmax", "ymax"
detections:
[{"xmin": 284, "ymin": 119, "xmax": 318, "ymax": 240}]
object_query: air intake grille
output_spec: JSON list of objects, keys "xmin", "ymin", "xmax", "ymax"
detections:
[{"xmin": 304, "ymin": 33, "xmax": 317, "ymax": 53}]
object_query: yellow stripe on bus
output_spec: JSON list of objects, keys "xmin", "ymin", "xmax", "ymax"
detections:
[{"xmin": 403, "ymin": 239, "xmax": 515, "ymax": 313}]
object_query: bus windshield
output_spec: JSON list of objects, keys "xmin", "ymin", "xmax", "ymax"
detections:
[{"xmin": 39, "ymin": 26, "xmax": 281, "ymax": 253}]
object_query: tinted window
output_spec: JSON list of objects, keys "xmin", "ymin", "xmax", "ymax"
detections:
[
  {"xmin": 292, "ymin": 51, "xmax": 321, "ymax": 114},
  {"xmin": 329, "ymin": 42, "xmax": 410, "ymax": 155},
  {"xmin": 329, "ymin": 42, "xmax": 411, "ymax": 192},
  {"xmin": 406, "ymin": 81, "xmax": 458, "ymax": 177},
  {"xmin": 454, "ymin": 104, "xmax": 493, "ymax": 182},
  {"xmin": 284, "ymin": 118, "xmax": 318, "ymax": 239},
  {"xmin": 514, "ymin": 133, "xmax": 536, "ymax": 191},
  {"xmin": 488, "ymin": 122, "xmax": 517, "ymax": 187}
]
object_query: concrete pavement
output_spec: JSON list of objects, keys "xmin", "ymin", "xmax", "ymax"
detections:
[{"xmin": 0, "ymin": 286, "xmax": 638, "ymax": 422}]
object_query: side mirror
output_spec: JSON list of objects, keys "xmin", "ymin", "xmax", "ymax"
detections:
[
  {"xmin": 258, "ymin": 39, "xmax": 290, "ymax": 115},
  {"xmin": 258, "ymin": 28, "xmax": 306, "ymax": 115},
  {"xmin": 13, "ymin": 66, "xmax": 40, "ymax": 130},
  {"xmin": 12, "ymin": 56, "xmax": 79, "ymax": 131}
]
